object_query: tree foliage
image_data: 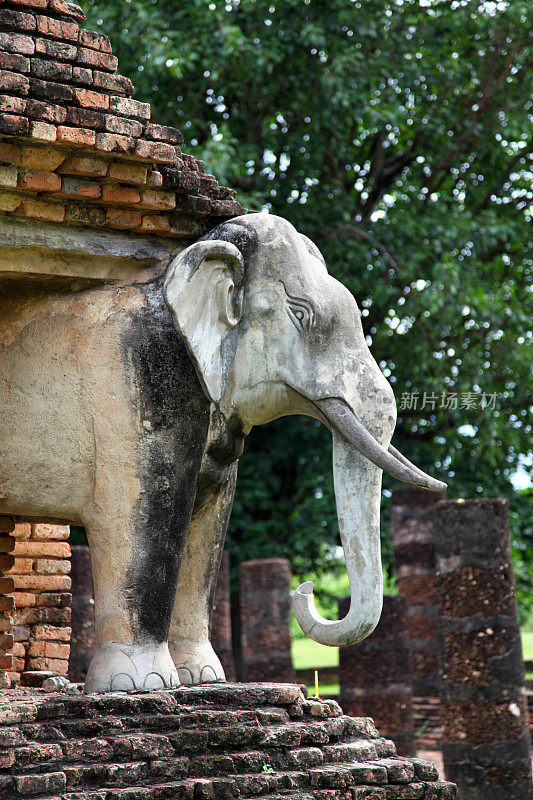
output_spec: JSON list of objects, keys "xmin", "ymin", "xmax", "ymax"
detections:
[{"xmin": 86, "ymin": 0, "xmax": 532, "ymax": 614}]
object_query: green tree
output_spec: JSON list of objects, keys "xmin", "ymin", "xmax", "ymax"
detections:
[{"xmin": 86, "ymin": 0, "xmax": 532, "ymax": 613}]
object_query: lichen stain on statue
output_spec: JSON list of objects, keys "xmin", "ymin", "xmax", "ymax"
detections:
[{"xmin": 0, "ymin": 213, "xmax": 445, "ymax": 692}]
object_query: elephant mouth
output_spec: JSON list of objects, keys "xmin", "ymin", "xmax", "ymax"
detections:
[{"xmin": 314, "ymin": 396, "xmax": 446, "ymax": 492}]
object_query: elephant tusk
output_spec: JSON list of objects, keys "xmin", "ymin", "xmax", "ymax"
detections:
[
  {"xmin": 315, "ymin": 398, "xmax": 446, "ymax": 492},
  {"xmin": 388, "ymin": 443, "xmax": 446, "ymax": 491}
]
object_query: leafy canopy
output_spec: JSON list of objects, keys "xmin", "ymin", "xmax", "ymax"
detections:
[{"xmin": 86, "ymin": 0, "xmax": 532, "ymax": 614}]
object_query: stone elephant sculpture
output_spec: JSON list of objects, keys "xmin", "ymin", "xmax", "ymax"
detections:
[{"xmin": 0, "ymin": 213, "xmax": 445, "ymax": 692}]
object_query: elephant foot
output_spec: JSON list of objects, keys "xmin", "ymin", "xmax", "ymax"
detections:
[
  {"xmin": 84, "ymin": 641, "xmax": 179, "ymax": 693},
  {"xmin": 169, "ymin": 639, "xmax": 226, "ymax": 685}
]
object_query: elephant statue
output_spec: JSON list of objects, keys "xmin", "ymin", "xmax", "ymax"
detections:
[{"xmin": 0, "ymin": 213, "xmax": 445, "ymax": 692}]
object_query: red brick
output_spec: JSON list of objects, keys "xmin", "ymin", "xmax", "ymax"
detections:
[
  {"xmin": 105, "ymin": 207, "xmax": 141, "ymax": 229},
  {"xmin": 0, "ymin": 574, "xmax": 15, "ymax": 590},
  {"xmin": 12, "ymin": 656, "xmax": 25, "ymax": 671},
  {"xmin": 0, "ymin": 536, "xmax": 16, "ymax": 552},
  {"xmin": 0, "ymin": 165, "xmax": 18, "ymax": 187},
  {"xmin": 56, "ymin": 126, "xmax": 96, "ymax": 146},
  {"xmin": 57, "ymin": 176, "xmax": 100, "ymax": 199},
  {"xmin": 29, "ymin": 77, "xmax": 73, "ymax": 103},
  {"xmin": 29, "ymin": 120, "xmax": 57, "ymax": 141},
  {"xmin": 135, "ymin": 139, "xmax": 176, "ymax": 163},
  {"xmin": 73, "ymin": 87, "xmax": 109, "ymax": 110},
  {"xmin": 0, "ymin": 597, "xmax": 15, "ymax": 613},
  {"xmin": 32, "ymin": 624, "xmax": 71, "ymax": 641},
  {"xmin": 141, "ymin": 214, "xmax": 171, "ymax": 233},
  {"xmin": 35, "ymin": 14, "xmax": 79, "ymax": 41},
  {"xmin": 109, "ymin": 95, "xmax": 150, "ymax": 120},
  {"xmin": 19, "ymin": 199, "xmax": 65, "ymax": 223},
  {"xmin": 9, "ymin": 0, "xmax": 48, "ymax": 8},
  {"xmin": 58, "ymin": 155, "xmax": 108, "ymax": 177},
  {"xmin": 72, "ymin": 66, "xmax": 92, "ymax": 84},
  {"xmin": 0, "ymin": 634, "xmax": 14, "ymax": 650},
  {"xmin": 0, "ymin": 52, "xmax": 30, "ymax": 73},
  {"xmin": 0, "ymin": 193, "xmax": 22, "ymax": 212},
  {"xmin": 31, "ymin": 524, "xmax": 69, "ymax": 540},
  {"xmin": 66, "ymin": 106, "xmax": 105, "ymax": 129},
  {"xmin": 27, "ymin": 656, "xmax": 68, "ymax": 673},
  {"xmin": 0, "ymin": 613, "xmax": 14, "ymax": 632},
  {"xmin": 146, "ymin": 169, "xmax": 163, "ymax": 187},
  {"xmin": 93, "ymin": 70, "xmax": 133, "ymax": 95},
  {"xmin": 12, "ymin": 642, "xmax": 26, "ymax": 657},
  {"xmin": 0, "ymin": 31, "xmax": 35, "ymax": 56},
  {"xmin": 107, "ymin": 161, "xmax": 147, "ymax": 184},
  {"xmin": 29, "ymin": 641, "xmax": 70, "ymax": 659},
  {"xmin": 26, "ymin": 98, "xmax": 67, "ymax": 124},
  {"xmin": 49, "ymin": 0, "xmax": 84, "ymax": 17},
  {"xmin": 76, "ymin": 47, "xmax": 118, "ymax": 72},
  {"xmin": 12, "ymin": 522, "xmax": 31, "ymax": 540},
  {"xmin": 20, "ymin": 147, "xmax": 65, "ymax": 170},
  {"xmin": 35, "ymin": 558, "xmax": 70, "ymax": 575},
  {"xmin": 144, "ymin": 122, "xmax": 183, "ymax": 145},
  {"xmin": 104, "ymin": 114, "xmax": 143, "ymax": 138},
  {"xmin": 79, "ymin": 28, "xmax": 112, "ymax": 53},
  {"xmin": 30, "ymin": 58, "xmax": 72, "ymax": 82},
  {"xmin": 95, "ymin": 132, "xmax": 134, "ymax": 155},
  {"xmin": 19, "ymin": 170, "xmax": 62, "ymax": 192},
  {"xmin": 5, "ymin": 557, "xmax": 34, "ymax": 574},
  {"xmin": 14, "ymin": 541, "xmax": 70, "ymax": 558},
  {"xmin": 11, "ymin": 593, "xmax": 37, "ymax": 608},
  {"xmin": 0, "ymin": 70, "xmax": 29, "ymax": 94},
  {"xmin": 0, "ymin": 655, "xmax": 13, "ymax": 670},
  {"xmin": 101, "ymin": 184, "xmax": 140, "ymax": 205},
  {"xmin": 35, "ymin": 38, "xmax": 77, "ymax": 61},
  {"xmin": 139, "ymin": 190, "xmax": 175, "ymax": 210},
  {"xmin": 0, "ymin": 95, "xmax": 27, "ymax": 116},
  {"xmin": 0, "ymin": 9, "xmax": 36, "ymax": 33},
  {"xmin": 65, "ymin": 202, "xmax": 105, "ymax": 226}
]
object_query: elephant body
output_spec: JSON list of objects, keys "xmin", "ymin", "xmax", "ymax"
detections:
[{"xmin": 0, "ymin": 213, "xmax": 444, "ymax": 692}]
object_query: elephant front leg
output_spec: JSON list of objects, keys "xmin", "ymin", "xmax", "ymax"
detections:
[{"xmin": 169, "ymin": 464, "xmax": 237, "ymax": 685}]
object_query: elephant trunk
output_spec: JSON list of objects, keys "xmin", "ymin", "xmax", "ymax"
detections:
[{"xmin": 293, "ymin": 430, "xmax": 383, "ymax": 647}]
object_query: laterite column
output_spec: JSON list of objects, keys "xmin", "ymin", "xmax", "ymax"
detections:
[
  {"xmin": 434, "ymin": 498, "xmax": 532, "ymax": 799},
  {"xmin": 239, "ymin": 558, "xmax": 295, "ymax": 683},
  {"xmin": 390, "ymin": 486, "xmax": 446, "ymax": 748},
  {"xmin": 68, "ymin": 546, "xmax": 95, "ymax": 683},
  {"xmin": 338, "ymin": 594, "xmax": 416, "ymax": 756},
  {"xmin": 210, "ymin": 551, "xmax": 235, "ymax": 681}
]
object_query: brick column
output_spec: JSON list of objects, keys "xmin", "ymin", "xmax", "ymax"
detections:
[
  {"xmin": 210, "ymin": 551, "xmax": 235, "ymax": 681},
  {"xmin": 239, "ymin": 558, "xmax": 295, "ymax": 683},
  {"xmin": 68, "ymin": 545, "xmax": 95, "ymax": 683},
  {"xmin": 338, "ymin": 594, "xmax": 416, "ymax": 756},
  {"xmin": 390, "ymin": 486, "xmax": 446, "ymax": 748},
  {"xmin": 0, "ymin": 517, "xmax": 71, "ymax": 686},
  {"xmin": 434, "ymin": 498, "xmax": 532, "ymax": 799}
]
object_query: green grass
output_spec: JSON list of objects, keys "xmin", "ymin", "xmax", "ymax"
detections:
[{"xmin": 291, "ymin": 636, "xmax": 339, "ymax": 670}]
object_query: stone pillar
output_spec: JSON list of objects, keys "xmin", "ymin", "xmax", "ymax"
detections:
[
  {"xmin": 239, "ymin": 558, "xmax": 295, "ymax": 683},
  {"xmin": 210, "ymin": 551, "xmax": 235, "ymax": 681},
  {"xmin": 68, "ymin": 545, "xmax": 95, "ymax": 683},
  {"xmin": 390, "ymin": 486, "xmax": 446, "ymax": 748},
  {"xmin": 434, "ymin": 498, "xmax": 532, "ymax": 799},
  {"xmin": 338, "ymin": 594, "xmax": 416, "ymax": 756}
]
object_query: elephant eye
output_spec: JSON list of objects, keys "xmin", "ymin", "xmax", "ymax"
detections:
[{"xmin": 281, "ymin": 282, "xmax": 314, "ymax": 333}]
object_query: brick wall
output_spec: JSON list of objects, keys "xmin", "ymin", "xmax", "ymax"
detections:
[{"xmin": 0, "ymin": 516, "xmax": 71, "ymax": 688}]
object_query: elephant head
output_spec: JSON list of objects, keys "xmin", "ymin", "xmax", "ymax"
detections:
[{"xmin": 163, "ymin": 213, "xmax": 445, "ymax": 648}]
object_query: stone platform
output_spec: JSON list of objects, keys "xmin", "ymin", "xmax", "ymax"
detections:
[{"xmin": 0, "ymin": 683, "xmax": 456, "ymax": 799}]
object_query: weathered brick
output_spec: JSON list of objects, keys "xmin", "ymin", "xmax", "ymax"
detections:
[
  {"xmin": 135, "ymin": 139, "xmax": 176, "ymax": 163},
  {"xmin": 50, "ymin": 0, "xmax": 85, "ymax": 19},
  {"xmin": 35, "ymin": 14, "xmax": 79, "ymax": 41},
  {"xmin": 29, "ymin": 120, "xmax": 57, "ymax": 141},
  {"xmin": 13, "ymin": 771, "xmax": 66, "ymax": 795},
  {"xmin": 19, "ymin": 170, "xmax": 62, "ymax": 192},
  {"xmin": 109, "ymin": 95, "xmax": 150, "ymax": 120},
  {"xmin": 11, "ymin": 592, "xmax": 37, "ymax": 608},
  {"xmin": 30, "ymin": 57, "xmax": 73, "ymax": 82},
  {"xmin": 0, "ymin": 193, "xmax": 22, "ymax": 212},
  {"xmin": 0, "ymin": 654, "xmax": 14, "ymax": 669},
  {"xmin": 146, "ymin": 169, "xmax": 163, "ymax": 187},
  {"xmin": 20, "ymin": 147, "xmax": 66, "ymax": 170},
  {"xmin": 12, "ymin": 574, "xmax": 71, "ymax": 591},
  {"xmin": 26, "ymin": 98, "xmax": 67, "ymax": 124},
  {"xmin": 35, "ymin": 38, "xmax": 78, "ymax": 61},
  {"xmin": 58, "ymin": 150, "xmax": 106, "ymax": 174},
  {"xmin": 0, "ymin": 613, "xmax": 14, "ymax": 632},
  {"xmin": 12, "ymin": 624, "xmax": 30, "ymax": 640},
  {"xmin": 0, "ymin": 633, "xmax": 14, "ymax": 649},
  {"xmin": 35, "ymin": 558, "xmax": 71, "ymax": 575},
  {"xmin": 66, "ymin": 106, "xmax": 105, "ymax": 129},
  {"xmin": 9, "ymin": 0, "xmax": 48, "ymax": 8},
  {"xmin": 56, "ymin": 126, "xmax": 96, "ymax": 146},
  {"xmin": 30, "ymin": 77, "xmax": 73, "ymax": 102},
  {"xmin": 72, "ymin": 66, "xmax": 93, "ymax": 84},
  {"xmin": 0, "ymin": 135, "xmax": 23, "ymax": 157},
  {"xmin": 14, "ymin": 743, "xmax": 63, "ymax": 767},
  {"xmin": 0, "ymin": 51, "xmax": 30, "ymax": 73},
  {"xmin": 139, "ymin": 190, "xmax": 175, "ymax": 210},
  {"xmin": 65, "ymin": 202, "xmax": 106, "ymax": 226},
  {"xmin": 32, "ymin": 524, "xmax": 70, "ymax": 540},
  {"xmin": 0, "ymin": 31, "xmax": 35, "ymax": 56},
  {"xmin": 0, "ymin": 535, "xmax": 16, "ymax": 551},
  {"xmin": 0, "ymin": 113, "xmax": 29, "ymax": 136},
  {"xmin": 95, "ymin": 132, "xmax": 135, "ymax": 154},
  {"xmin": 12, "ymin": 642, "xmax": 26, "ymax": 656},
  {"xmin": 0, "ymin": 164, "xmax": 20, "ymax": 186},
  {"xmin": 28, "ymin": 641, "xmax": 70, "ymax": 659},
  {"xmin": 16, "ymin": 605, "xmax": 71, "ymax": 626},
  {"xmin": 35, "ymin": 592, "xmax": 71, "ymax": 607},
  {"xmin": 14, "ymin": 540, "xmax": 71, "ymax": 558},
  {"xmin": 0, "ymin": 596, "xmax": 14, "ymax": 615},
  {"xmin": 32, "ymin": 624, "xmax": 72, "ymax": 641},
  {"xmin": 73, "ymin": 87, "xmax": 109, "ymax": 110},
  {"xmin": 0, "ymin": 9, "xmax": 36, "ymax": 33},
  {"xmin": 57, "ymin": 176, "xmax": 100, "ymax": 199},
  {"xmin": 79, "ymin": 29, "xmax": 112, "ymax": 53},
  {"xmin": 0, "ymin": 69, "xmax": 30, "ymax": 94},
  {"xmin": 141, "ymin": 214, "xmax": 171, "ymax": 233},
  {"xmin": 27, "ymin": 656, "xmax": 69, "ymax": 673},
  {"xmin": 101, "ymin": 185, "xmax": 140, "ymax": 205},
  {"xmin": 144, "ymin": 122, "xmax": 184, "ymax": 145},
  {"xmin": 104, "ymin": 114, "xmax": 143, "ymax": 138},
  {"xmin": 105, "ymin": 208, "xmax": 142, "ymax": 229},
  {"xmin": 93, "ymin": 70, "xmax": 133, "ymax": 95},
  {"xmin": 0, "ymin": 575, "xmax": 15, "ymax": 592},
  {"xmin": 12, "ymin": 522, "xmax": 31, "ymax": 539},
  {"xmin": 107, "ymin": 161, "xmax": 147, "ymax": 184},
  {"xmin": 76, "ymin": 47, "xmax": 118, "ymax": 72},
  {"xmin": 5, "ymin": 556, "xmax": 34, "ymax": 573}
]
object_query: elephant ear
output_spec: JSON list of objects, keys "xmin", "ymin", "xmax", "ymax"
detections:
[{"xmin": 163, "ymin": 240, "xmax": 244, "ymax": 404}]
